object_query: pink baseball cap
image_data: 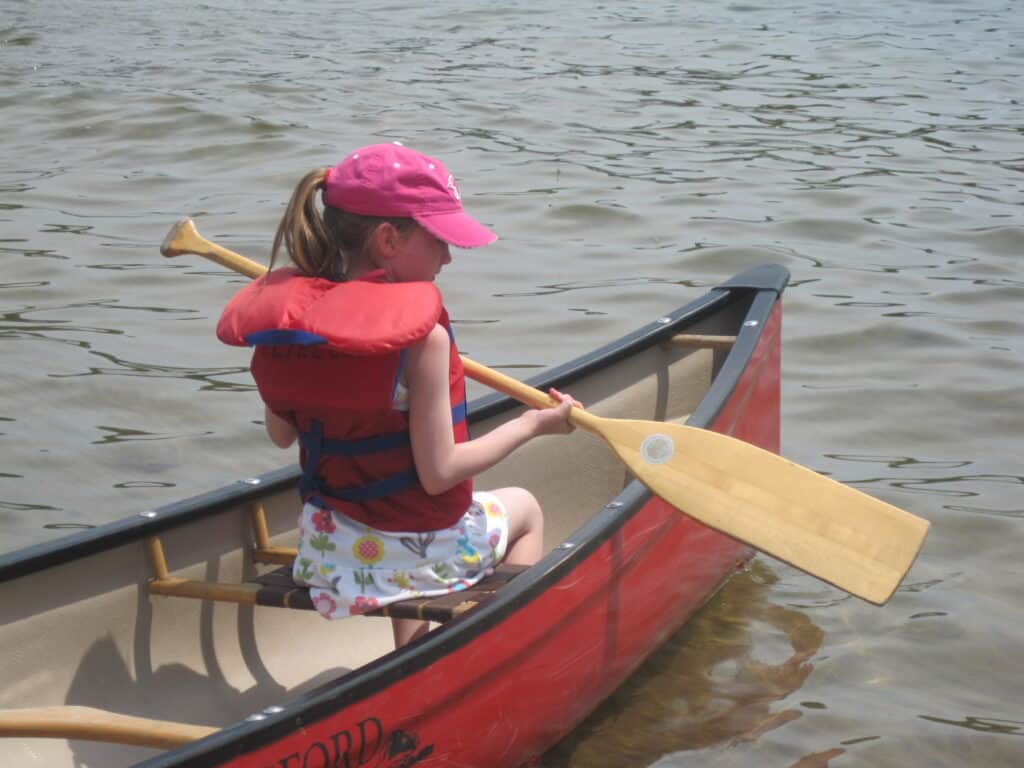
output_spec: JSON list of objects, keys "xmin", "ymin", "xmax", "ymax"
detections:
[{"xmin": 322, "ymin": 142, "xmax": 497, "ymax": 249}]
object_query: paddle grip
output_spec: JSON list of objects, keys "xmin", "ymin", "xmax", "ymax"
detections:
[{"xmin": 162, "ymin": 218, "xmax": 268, "ymax": 279}]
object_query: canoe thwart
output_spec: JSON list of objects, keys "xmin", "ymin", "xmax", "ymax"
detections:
[
  {"xmin": 249, "ymin": 503, "xmax": 298, "ymax": 565},
  {"xmin": 664, "ymin": 333, "xmax": 736, "ymax": 350},
  {"xmin": 250, "ymin": 545, "xmax": 299, "ymax": 566}
]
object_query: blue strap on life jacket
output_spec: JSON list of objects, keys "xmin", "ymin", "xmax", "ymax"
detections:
[
  {"xmin": 298, "ymin": 420, "xmax": 415, "ymax": 502},
  {"xmin": 302, "ymin": 428, "xmax": 411, "ymax": 456},
  {"xmin": 245, "ymin": 329, "xmax": 327, "ymax": 346},
  {"xmin": 308, "ymin": 470, "xmax": 422, "ymax": 504},
  {"xmin": 298, "ymin": 401, "xmax": 467, "ymax": 503}
]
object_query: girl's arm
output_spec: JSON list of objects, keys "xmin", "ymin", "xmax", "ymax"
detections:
[
  {"xmin": 264, "ymin": 404, "xmax": 298, "ymax": 448},
  {"xmin": 406, "ymin": 324, "xmax": 576, "ymax": 495}
]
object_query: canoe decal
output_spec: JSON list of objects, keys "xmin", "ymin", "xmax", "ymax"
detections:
[
  {"xmin": 640, "ymin": 433, "xmax": 675, "ymax": 465},
  {"xmin": 260, "ymin": 716, "xmax": 433, "ymax": 767}
]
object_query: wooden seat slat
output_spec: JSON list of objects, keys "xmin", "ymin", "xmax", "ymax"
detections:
[{"xmin": 250, "ymin": 563, "xmax": 528, "ymax": 621}]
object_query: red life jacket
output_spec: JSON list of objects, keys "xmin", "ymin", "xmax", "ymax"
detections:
[{"xmin": 217, "ymin": 268, "xmax": 472, "ymax": 532}]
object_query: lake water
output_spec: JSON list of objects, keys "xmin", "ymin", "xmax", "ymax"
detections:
[{"xmin": 2, "ymin": 1, "xmax": 1022, "ymax": 765}]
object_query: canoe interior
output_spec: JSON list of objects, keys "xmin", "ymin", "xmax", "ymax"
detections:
[{"xmin": 0, "ymin": 286, "xmax": 759, "ymax": 768}]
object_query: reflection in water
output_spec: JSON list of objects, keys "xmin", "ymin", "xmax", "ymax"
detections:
[
  {"xmin": 918, "ymin": 716, "xmax": 1023, "ymax": 737},
  {"xmin": 52, "ymin": 349, "xmax": 251, "ymax": 393},
  {"xmin": 544, "ymin": 562, "xmax": 832, "ymax": 767},
  {"xmin": 42, "ymin": 522, "xmax": 96, "ymax": 530},
  {"xmin": 113, "ymin": 480, "xmax": 175, "ymax": 489},
  {"xmin": 493, "ymin": 276, "xmax": 711, "ymax": 298},
  {"xmin": 0, "ymin": 499, "xmax": 61, "ymax": 513},
  {"xmin": 794, "ymin": 452, "xmax": 1024, "ymax": 518},
  {"xmin": 91, "ymin": 425, "xmax": 213, "ymax": 446}
]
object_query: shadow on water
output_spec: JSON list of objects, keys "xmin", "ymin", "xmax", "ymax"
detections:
[{"xmin": 543, "ymin": 561, "xmax": 833, "ymax": 767}]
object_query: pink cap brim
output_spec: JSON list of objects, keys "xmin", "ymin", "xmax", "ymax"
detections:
[{"xmin": 415, "ymin": 210, "xmax": 498, "ymax": 249}]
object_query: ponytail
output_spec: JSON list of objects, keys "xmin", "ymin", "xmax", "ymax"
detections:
[
  {"xmin": 270, "ymin": 167, "xmax": 418, "ymax": 282},
  {"xmin": 270, "ymin": 168, "xmax": 343, "ymax": 280}
]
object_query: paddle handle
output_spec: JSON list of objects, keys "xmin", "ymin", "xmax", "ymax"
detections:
[{"xmin": 161, "ymin": 218, "xmax": 267, "ymax": 279}]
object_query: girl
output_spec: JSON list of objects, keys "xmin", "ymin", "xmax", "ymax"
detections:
[{"xmin": 217, "ymin": 142, "xmax": 578, "ymax": 648}]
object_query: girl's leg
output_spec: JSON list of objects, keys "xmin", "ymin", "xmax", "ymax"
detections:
[
  {"xmin": 392, "ymin": 617, "xmax": 429, "ymax": 648},
  {"xmin": 490, "ymin": 486, "xmax": 545, "ymax": 565}
]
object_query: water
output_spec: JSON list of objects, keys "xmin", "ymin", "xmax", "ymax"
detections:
[{"xmin": 2, "ymin": 1, "xmax": 1022, "ymax": 765}]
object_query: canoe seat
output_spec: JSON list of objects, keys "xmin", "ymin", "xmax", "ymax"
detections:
[
  {"xmin": 145, "ymin": 504, "xmax": 527, "ymax": 623},
  {"xmin": 147, "ymin": 529, "xmax": 527, "ymax": 624},
  {"xmin": 249, "ymin": 563, "xmax": 528, "ymax": 622}
]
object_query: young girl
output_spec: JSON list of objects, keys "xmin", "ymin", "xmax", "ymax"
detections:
[{"xmin": 217, "ymin": 142, "xmax": 578, "ymax": 648}]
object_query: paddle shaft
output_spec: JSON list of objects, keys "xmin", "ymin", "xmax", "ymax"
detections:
[{"xmin": 458, "ymin": 356, "xmax": 603, "ymax": 431}]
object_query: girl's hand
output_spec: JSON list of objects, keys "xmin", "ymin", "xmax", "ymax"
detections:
[{"xmin": 526, "ymin": 388, "xmax": 582, "ymax": 437}]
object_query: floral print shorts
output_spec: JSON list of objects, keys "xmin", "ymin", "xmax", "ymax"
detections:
[{"xmin": 292, "ymin": 491, "xmax": 510, "ymax": 620}]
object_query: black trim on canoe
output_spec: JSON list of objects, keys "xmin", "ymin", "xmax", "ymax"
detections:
[
  {"xmin": 0, "ymin": 465, "xmax": 302, "ymax": 583},
  {"xmin": 717, "ymin": 263, "xmax": 789, "ymax": 295},
  {"xmin": 133, "ymin": 265, "xmax": 789, "ymax": 768}
]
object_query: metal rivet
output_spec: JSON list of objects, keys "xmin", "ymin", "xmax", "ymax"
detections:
[
  {"xmin": 139, "ymin": 510, "xmax": 157, "ymax": 519},
  {"xmin": 656, "ymin": 317, "xmax": 672, "ymax": 325},
  {"xmin": 240, "ymin": 477, "xmax": 262, "ymax": 486},
  {"xmin": 263, "ymin": 705, "xmax": 285, "ymax": 714},
  {"xmin": 606, "ymin": 501, "xmax": 624, "ymax": 509},
  {"xmin": 743, "ymin": 320, "xmax": 759, "ymax": 327},
  {"xmin": 245, "ymin": 713, "xmax": 268, "ymax": 722},
  {"xmin": 557, "ymin": 542, "xmax": 576, "ymax": 550}
]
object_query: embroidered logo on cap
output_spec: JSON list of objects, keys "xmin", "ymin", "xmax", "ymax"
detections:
[{"xmin": 446, "ymin": 174, "xmax": 461, "ymax": 201}]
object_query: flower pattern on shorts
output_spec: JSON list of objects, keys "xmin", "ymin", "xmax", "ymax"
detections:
[
  {"xmin": 313, "ymin": 592, "xmax": 337, "ymax": 617},
  {"xmin": 311, "ymin": 507, "xmax": 336, "ymax": 534},
  {"xmin": 293, "ymin": 492, "xmax": 510, "ymax": 620},
  {"xmin": 349, "ymin": 595, "xmax": 380, "ymax": 616},
  {"xmin": 352, "ymin": 533, "xmax": 385, "ymax": 565}
]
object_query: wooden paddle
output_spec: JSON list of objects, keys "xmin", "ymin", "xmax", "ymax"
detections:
[
  {"xmin": 0, "ymin": 705, "xmax": 215, "ymax": 748},
  {"xmin": 161, "ymin": 218, "xmax": 929, "ymax": 605}
]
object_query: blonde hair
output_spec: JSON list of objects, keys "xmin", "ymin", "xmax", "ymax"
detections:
[{"xmin": 270, "ymin": 168, "xmax": 416, "ymax": 281}]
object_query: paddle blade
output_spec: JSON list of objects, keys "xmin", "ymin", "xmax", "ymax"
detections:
[{"xmin": 598, "ymin": 419, "xmax": 929, "ymax": 605}]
